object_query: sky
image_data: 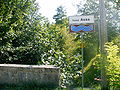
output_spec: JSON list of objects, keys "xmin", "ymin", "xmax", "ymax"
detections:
[{"xmin": 36, "ymin": 0, "xmax": 86, "ymax": 22}]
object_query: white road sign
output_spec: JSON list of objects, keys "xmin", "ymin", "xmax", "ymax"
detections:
[{"xmin": 69, "ymin": 15, "xmax": 94, "ymax": 25}]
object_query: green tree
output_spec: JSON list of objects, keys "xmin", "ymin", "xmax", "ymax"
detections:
[
  {"xmin": 105, "ymin": 42, "xmax": 120, "ymax": 89},
  {"xmin": 115, "ymin": 0, "xmax": 120, "ymax": 9},
  {"xmin": 0, "ymin": 0, "xmax": 48, "ymax": 64},
  {"xmin": 53, "ymin": 6, "xmax": 67, "ymax": 24},
  {"xmin": 40, "ymin": 22, "xmax": 82, "ymax": 87}
]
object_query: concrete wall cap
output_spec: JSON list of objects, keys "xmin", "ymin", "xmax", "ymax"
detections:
[{"xmin": 0, "ymin": 64, "xmax": 59, "ymax": 69}]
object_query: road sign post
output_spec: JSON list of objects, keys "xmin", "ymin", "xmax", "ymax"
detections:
[
  {"xmin": 81, "ymin": 33, "xmax": 84, "ymax": 89},
  {"xmin": 69, "ymin": 15, "xmax": 94, "ymax": 89}
]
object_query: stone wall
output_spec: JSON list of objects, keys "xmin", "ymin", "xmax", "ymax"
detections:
[{"xmin": 0, "ymin": 64, "xmax": 60, "ymax": 87}]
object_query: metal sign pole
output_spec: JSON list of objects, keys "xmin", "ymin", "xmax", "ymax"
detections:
[
  {"xmin": 81, "ymin": 33, "xmax": 84, "ymax": 89},
  {"xmin": 69, "ymin": 15, "xmax": 94, "ymax": 89}
]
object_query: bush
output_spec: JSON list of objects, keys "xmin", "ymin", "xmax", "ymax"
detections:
[{"xmin": 105, "ymin": 42, "xmax": 120, "ymax": 89}]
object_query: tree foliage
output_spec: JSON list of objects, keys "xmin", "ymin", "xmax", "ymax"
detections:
[
  {"xmin": 105, "ymin": 42, "xmax": 120, "ymax": 89},
  {"xmin": 0, "ymin": 0, "xmax": 47, "ymax": 64},
  {"xmin": 53, "ymin": 6, "xmax": 67, "ymax": 24}
]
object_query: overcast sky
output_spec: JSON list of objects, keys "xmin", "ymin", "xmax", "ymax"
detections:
[{"xmin": 36, "ymin": 0, "xmax": 86, "ymax": 22}]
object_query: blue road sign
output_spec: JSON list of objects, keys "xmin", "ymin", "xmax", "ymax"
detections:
[{"xmin": 70, "ymin": 25, "xmax": 94, "ymax": 33}]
